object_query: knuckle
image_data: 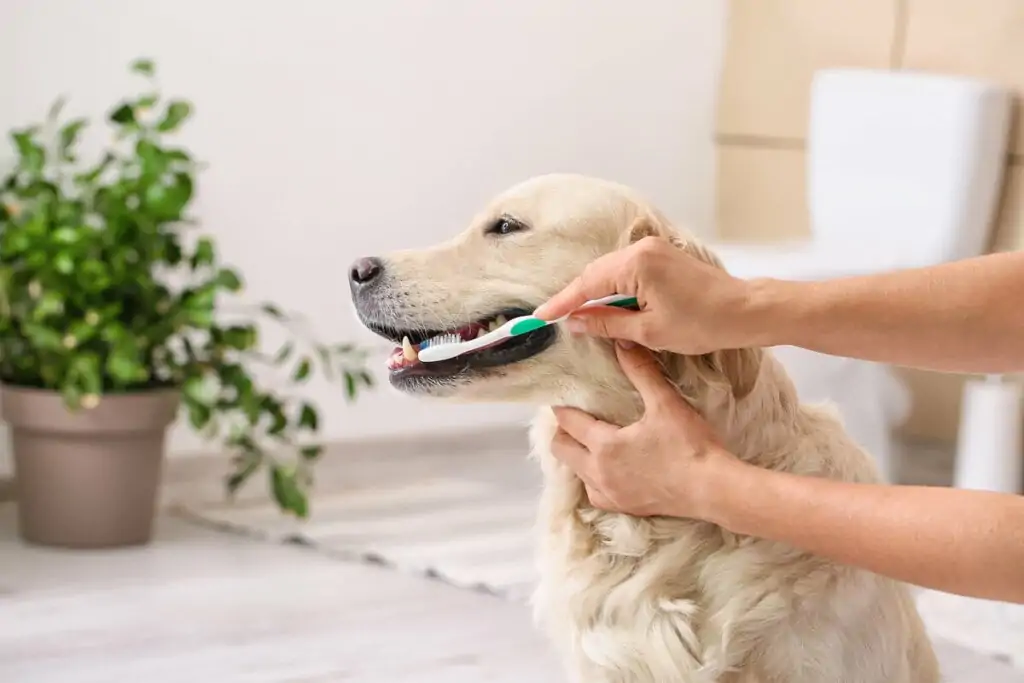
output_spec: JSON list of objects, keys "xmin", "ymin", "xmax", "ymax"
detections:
[{"xmin": 633, "ymin": 236, "xmax": 667, "ymax": 264}]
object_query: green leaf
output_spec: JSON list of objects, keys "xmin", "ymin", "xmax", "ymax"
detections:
[
  {"xmin": 69, "ymin": 354, "xmax": 103, "ymax": 396},
  {"xmin": 59, "ymin": 118, "xmax": 88, "ymax": 160},
  {"xmin": 53, "ymin": 252, "xmax": 75, "ymax": 274},
  {"xmin": 181, "ymin": 286, "xmax": 216, "ymax": 328},
  {"xmin": 157, "ymin": 100, "xmax": 192, "ymax": 132},
  {"xmin": 344, "ymin": 371, "xmax": 357, "ymax": 399},
  {"xmin": 32, "ymin": 291, "xmax": 65, "ymax": 320},
  {"xmin": 130, "ymin": 58, "xmax": 156, "ymax": 77},
  {"xmin": 186, "ymin": 400, "xmax": 212, "ymax": 430},
  {"xmin": 22, "ymin": 323, "xmax": 63, "ymax": 351},
  {"xmin": 260, "ymin": 303, "xmax": 286, "ymax": 320},
  {"xmin": 11, "ymin": 130, "xmax": 45, "ymax": 174},
  {"xmin": 298, "ymin": 402, "xmax": 318, "ymax": 430},
  {"xmin": 183, "ymin": 375, "xmax": 207, "ymax": 402},
  {"xmin": 270, "ymin": 465, "xmax": 309, "ymax": 518},
  {"xmin": 221, "ymin": 325, "xmax": 257, "ymax": 351},
  {"xmin": 61, "ymin": 384, "xmax": 83, "ymax": 411},
  {"xmin": 47, "ymin": 96, "xmax": 67, "ymax": 123},
  {"xmin": 108, "ymin": 102, "xmax": 136, "ymax": 125},
  {"xmin": 106, "ymin": 346, "xmax": 148, "ymax": 385},
  {"xmin": 190, "ymin": 237, "xmax": 215, "ymax": 269},
  {"xmin": 293, "ymin": 357, "xmax": 312, "ymax": 382},
  {"xmin": 227, "ymin": 453, "xmax": 261, "ymax": 494},
  {"xmin": 213, "ymin": 267, "xmax": 243, "ymax": 292},
  {"xmin": 300, "ymin": 445, "xmax": 323, "ymax": 461},
  {"xmin": 136, "ymin": 138, "xmax": 167, "ymax": 178},
  {"xmin": 52, "ymin": 226, "xmax": 81, "ymax": 244},
  {"xmin": 67, "ymin": 319, "xmax": 99, "ymax": 346},
  {"xmin": 142, "ymin": 172, "xmax": 193, "ymax": 220},
  {"xmin": 273, "ymin": 341, "xmax": 294, "ymax": 364},
  {"xmin": 266, "ymin": 398, "xmax": 289, "ymax": 435}
]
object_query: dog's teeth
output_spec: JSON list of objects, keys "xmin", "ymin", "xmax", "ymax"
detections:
[
  {"xmin": 402, "ymin": 336, "xmax": 418, "ymax": 362},
  {"xmin": 476, "ymin": 328, "xmax": 487, "ymax": 339},
  {"xmin": 495, "ymin": 315, "xmax": 507, "ymax": 327}
]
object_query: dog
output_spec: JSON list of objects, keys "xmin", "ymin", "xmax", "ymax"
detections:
[{"xmin": 349, "ymin": 173, "xmax": 940, "ymax": 683}]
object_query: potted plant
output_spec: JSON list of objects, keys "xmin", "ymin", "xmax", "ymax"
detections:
[{"xmin": 0, "ymin": 58, "xmax": 373, "ymax": 548}]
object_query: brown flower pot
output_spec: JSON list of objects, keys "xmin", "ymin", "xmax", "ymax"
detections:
[{"xmin": 1, "ymin": 385, "xmax": 180, "ymax": 548}]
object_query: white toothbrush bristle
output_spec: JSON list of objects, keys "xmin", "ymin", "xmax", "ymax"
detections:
[{"xmin": 421, "ymin": 332, "xmax": 461, "ymax": 349}]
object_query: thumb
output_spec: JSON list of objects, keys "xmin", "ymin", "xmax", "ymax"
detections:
[{"xmin": 615, "ymin": 343, "xmax": 679, "ymax": 408}]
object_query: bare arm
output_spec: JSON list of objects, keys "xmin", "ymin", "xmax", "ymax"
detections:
[
  {"xmin": 706, "ymin": 457, "xmax": 1024, "ymax": 603},
  {"xmin": 747, "ymin": 251, "xmax": 1024, "ymax": 373}
]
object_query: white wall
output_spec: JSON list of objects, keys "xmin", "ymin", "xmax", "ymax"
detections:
[{"xmin": 0, "ymin": 0, "xmax": 726, "ymax": 459}]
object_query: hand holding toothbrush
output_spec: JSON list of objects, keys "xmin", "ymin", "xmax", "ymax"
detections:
[{"xmin": 533, "ymin": 236, "xmax": 757, "ymax": 355}]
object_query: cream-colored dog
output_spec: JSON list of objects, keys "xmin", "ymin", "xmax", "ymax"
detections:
[{"xmin": 349, "ymin": 174, "xmax": 939, "ymax": 683}]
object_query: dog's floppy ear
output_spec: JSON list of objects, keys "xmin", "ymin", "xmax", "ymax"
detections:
[
  {"xmin": 619, "ymin": 212, "xmax": 762, "ymax": 401},
  {"xmin": 616, "ymin": 210, "xmax": 679, "ymax": 250},
  {"xmin": 617, "ymin": 210, "xmax": 726, "ymax": 271}
]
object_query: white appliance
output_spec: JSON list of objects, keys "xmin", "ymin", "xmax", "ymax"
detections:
[
  {"xmin": 713, "ymin": 68, "xmax": 1013, "ymax": 481},
  {"xmin": 954, "ymin": 375, "xmax": 1022, "ymax": 494}
]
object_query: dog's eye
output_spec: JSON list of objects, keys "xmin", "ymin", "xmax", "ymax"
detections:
[{"xmin": 486, "ymin": 216, "xmax": 528, "ymax": 237}]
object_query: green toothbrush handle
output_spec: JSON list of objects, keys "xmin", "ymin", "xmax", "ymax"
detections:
[
  {"xmin": 603, "ymin": 296, "xmax": 638, "ymax": 310},
  {"xmin": 511, "ymin": 295, "xmax": 639, "ymax": 336}
]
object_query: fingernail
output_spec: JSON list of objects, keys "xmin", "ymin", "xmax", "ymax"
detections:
[{"xmin": 616, "ymin": 339, "xmax": 635, "ymax": 349}]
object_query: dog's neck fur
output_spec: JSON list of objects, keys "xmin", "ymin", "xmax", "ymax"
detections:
[{"xmin": 555, "ymin": 346, "xmax": 802, "ymax": 471}]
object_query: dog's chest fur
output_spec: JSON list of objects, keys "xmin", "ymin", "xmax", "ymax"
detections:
[{"xmin": 527, "ymin": 407, "xmax": 936, "ymax": 683}]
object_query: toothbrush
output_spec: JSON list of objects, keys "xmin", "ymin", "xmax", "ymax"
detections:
[{"xmin": 417, "ymin": 294, "xmax": 639, "ymax": 363}]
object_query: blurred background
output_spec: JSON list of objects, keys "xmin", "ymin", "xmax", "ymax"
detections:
[{"xmin": 1, "ymin": 1, "xmax": 1022, "ymax": 682}]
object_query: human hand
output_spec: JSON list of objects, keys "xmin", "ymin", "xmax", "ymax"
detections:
[
  {"xmin": 534, "ymin": 236, "xmax": 761, "ymax": 355},
  {"xmin": 550, "ymin": 342, "xmax": 740, "ymax": 519}
]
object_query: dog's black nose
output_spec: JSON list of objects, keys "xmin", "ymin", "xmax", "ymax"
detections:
[{"xmin": 349, "ymin": 257, "xmax": 384, "ymax": 287}]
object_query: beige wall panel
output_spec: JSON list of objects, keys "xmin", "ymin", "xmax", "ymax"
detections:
[
  {"xmin": 717, "ymin": 0, "xmax": 900, "ymax": 140},
  {"xmin": 715, "ymin": 146, "xmax": 810, "ymax": 241},
  {"xmin": 896, "ymin": 369, "xmax": 970, "ymax": 442},
  {"xmin": 902, "ymin": 0, "xmax": 1024, "ymax": 155},
  {"xmin": 895, "ymin": 162, "xmax": 1021, "ymax": 442},
  {"xmin": 991, "ymin": 163, "xmax": 1024, "ymax": 252}
]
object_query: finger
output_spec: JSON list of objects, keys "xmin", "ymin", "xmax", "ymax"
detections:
[
  {"xmin": 551, "ymin": 427, "xmax": 599, "ymax": 478},
  {"xmin": 583, "ymin": 483, "xmax": 615, "ymax": 512},
  {"xmin": 615, "ymin": 343, "xmax": 681, "ymax": 408},
  {"xmin": 534, "ymin": 277, "xmax": 592, "ymax": 321},
  {"xmin": 534, "ymin": 252, "xmax": 627, "ymax": 321},
  {"xmin": 563, "ymin": 308, "xmax": 646, "ymax": 343},
  {"xmin": 551, "ymin": 406, "xmax": 617, "ymax": 450}
]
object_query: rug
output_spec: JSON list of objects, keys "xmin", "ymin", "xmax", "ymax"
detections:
[
  {"xmin": 175, "ymin": 474, "xmax": 541, "ymax": 602},
  {"xmin": 176, "ymin": 471, "xmax": 1024, "ymax": 678}
]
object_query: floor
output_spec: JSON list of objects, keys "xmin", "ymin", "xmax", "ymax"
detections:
[
  {"xmin": 0, "ymin": 431, "xmax": 1021, "ymax": 683},
  {"xmin": 0, "ymin": 508, "xmax": 564, "ymax": 683}
]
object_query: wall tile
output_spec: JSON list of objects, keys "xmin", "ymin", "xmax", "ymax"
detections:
[
  {"xmin": 992, "ymin": 162, "xmax": 1024, "ymax": 252},
  {"xmin": 902, "ymin": 0, "xmax": 1024, "ymax": 155},
  {"xmin": 717, "ymin": 0, "xmax": 900, "ymax": 140},
  {"xmin": 715, "ymin": 145, "xmax": 810, "ymax": 241}
]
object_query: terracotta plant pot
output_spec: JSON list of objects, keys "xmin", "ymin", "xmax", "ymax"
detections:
[{"xmin": 1, "ymin": 386, "xmax": 180, "ymax": 548}]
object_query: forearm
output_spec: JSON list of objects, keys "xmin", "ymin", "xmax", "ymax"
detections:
[
  {"xmin": 748, "ymin": 251, "xmax": 1024, "ymax": 373},
  {"xmin": 703, "ymin": 458, "xmax": 1024, "ymax": 602}
]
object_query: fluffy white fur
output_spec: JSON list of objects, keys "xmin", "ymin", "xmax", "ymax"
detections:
[{"xmin": 351, "ymin": 174, "xmax": 940, "ymax": 682}]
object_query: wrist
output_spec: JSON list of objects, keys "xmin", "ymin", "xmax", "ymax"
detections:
[
  {"xmin": 741, "ymin": 277, "xmax": 810, "ymax": 349},
  {"xmin": 689, "ymin": 447, "xmax": 753, "ymax": 525}
]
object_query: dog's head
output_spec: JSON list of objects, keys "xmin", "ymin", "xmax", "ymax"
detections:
[{"xmin": 349, "ymin": 173, "xmax": 760, "ymax": 408}]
